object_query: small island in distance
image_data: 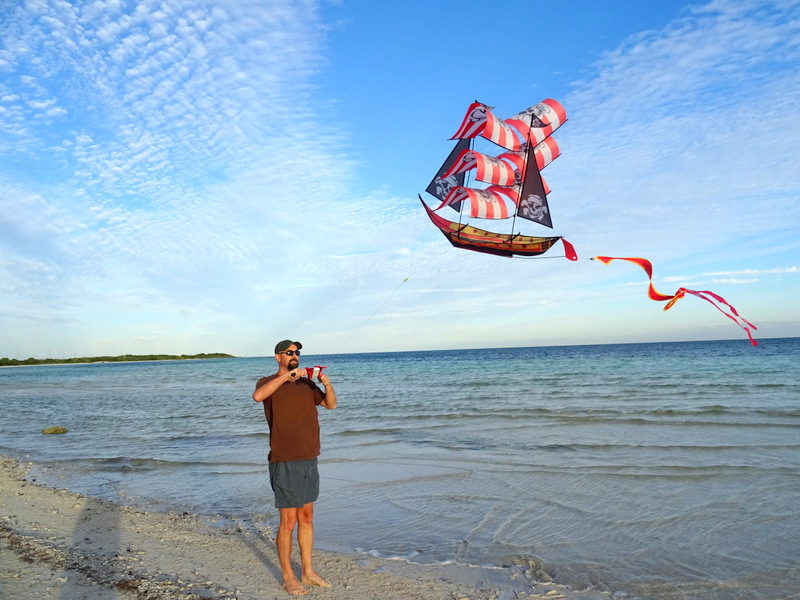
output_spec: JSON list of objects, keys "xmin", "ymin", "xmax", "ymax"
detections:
[{"xmin": 0, "ymin": 353, "xmax": 235, "ymax": 367}]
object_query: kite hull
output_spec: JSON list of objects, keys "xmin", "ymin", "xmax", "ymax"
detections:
[{"xmin": 420, "ymin": 198, "xmax": 563, "ymax": 258}]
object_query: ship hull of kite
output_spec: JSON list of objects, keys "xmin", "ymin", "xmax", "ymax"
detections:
[{"xmin": 421, "ymin": 198, "xmax": 561, "ymax": 258}]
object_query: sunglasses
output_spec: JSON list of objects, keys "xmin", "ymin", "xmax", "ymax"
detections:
[{"xmin": 279, "ymin": 350, "xmax": 301, "ymax": 356}]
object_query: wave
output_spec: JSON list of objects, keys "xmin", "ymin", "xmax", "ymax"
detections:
[
  {"xmin": 328, "ymin": 409, "xmax": 800, "ymax": 430},
  {"xmin": 36, "ymin": 455, "xmax": 266, "ymax": 473}
]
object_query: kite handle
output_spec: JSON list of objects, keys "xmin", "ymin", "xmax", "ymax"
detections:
[{"xmin": 304, "ymin": 366, "xmax": 327, "ymax": 379}]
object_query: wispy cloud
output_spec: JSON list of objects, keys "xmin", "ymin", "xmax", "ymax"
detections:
[
  {"xmin": 1, "ymin": 0, "xmax": 799, "ymax": 357},
  {"xmin": 560, "ymin": 0, "xmax": 800, "ymax": 262},
  {"xmin": 663, "ymin": 266, "xmax": 799, "ymax": 283}
]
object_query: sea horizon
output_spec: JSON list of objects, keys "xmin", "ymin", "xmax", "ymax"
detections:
[{"xmin": 4, "ymin": 333, "xmax": 786, "ymax": 364}]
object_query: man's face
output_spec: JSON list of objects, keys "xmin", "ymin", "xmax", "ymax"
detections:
[
  {"xmin": 277, "ymin": 345, "xmax": 300, "ymax": 370},
  {"xmin": 287, "ymin": 347, "xmax": 299, "ymax": 369}
]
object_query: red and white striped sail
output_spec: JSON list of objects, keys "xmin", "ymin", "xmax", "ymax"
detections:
[
  {"xmin": 499, "ymin": 136, "xmax": 561, "ymax": 173},
  {"xmin": 439, "ymin": 186, "xmax": 516, "ymax": 219},
  {"xmin": 483, "ymin": 112, "xmax": 522, "ymax": 150},
  {"xmin": 475, "ymin": 154, "xmax": 517, "ymax": 186},
  {"xmin": 436, "ymin": 187, "xmax": 470, "ymax": 211},
  {"xmin": 466, "ymin": 187, "xmax": 512, "ymax": 219},
  {"xmin": 440, "ymin": 150, "xmax": 517, "ymax": 186},
  {"xmin": 505, "ymin": 99, "xmax": 567, "ymax": 145},
  {"xmin": 449, "ymin": 102, "xmax": 491, "ymax": 140},
  {"xmin": 487, "ymin": 184, "xmax": 519, "ymax": 205},
  {"xmin": 450, "ymin": 102, "xmax": 522, "ymax": 151},
  {"xmin": 497, "ymin": 150, "xmax": 524, "ymax": 173},
  {"xmin": 436, "ymin": 139, "xmax": 561, "ymax": 223},
  {"xmin": 439, "ymin": 149, "xmax": 476, "ymax": 178},
  {"xmin": 532, "ymin": 136, "xmax": 560, "ymax": 169},
  {"xmin": 441, "ymin": 139, "xmax": 561, "ymax": 194}
]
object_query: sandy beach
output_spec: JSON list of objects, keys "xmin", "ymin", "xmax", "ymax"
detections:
[{"xmin": 0, "ymin": 456, "xmax": 617, "ymax": 600}]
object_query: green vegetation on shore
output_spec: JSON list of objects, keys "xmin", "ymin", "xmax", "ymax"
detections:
[{"xmin": 0, "ymin": 353, "xmax": 235, "ymax": 367}]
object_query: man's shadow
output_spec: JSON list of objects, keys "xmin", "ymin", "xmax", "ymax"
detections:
[
  {"xmin": 234, "ymin": 522, "xmax": 284, "ymax": 583},
  {"xmin": 60, "ymin": 495, "xmax": 122, "ymax": 599}
]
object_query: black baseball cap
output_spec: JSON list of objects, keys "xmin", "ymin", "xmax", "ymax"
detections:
[{"xmin": 274, "ymin": 339, "xmax": 302, "ymax": 354}]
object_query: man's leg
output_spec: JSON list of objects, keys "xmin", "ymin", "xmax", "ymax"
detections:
[
  {"xmin": 297, "ymin": 502, "xmax": 331, "ymax": 587},
  {"xmin": 277, "ymin": 508, "xmax": 307, "ymax": 596}
]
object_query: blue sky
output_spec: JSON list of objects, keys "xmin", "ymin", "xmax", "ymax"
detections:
[{"xmin": 1, "ymin": 0, "xmax": 798, "ymax": 358}]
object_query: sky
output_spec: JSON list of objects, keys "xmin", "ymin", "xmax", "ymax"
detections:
[{"xmin": 1, "ymin": 0, "xmax": 798, "ymax": 358}]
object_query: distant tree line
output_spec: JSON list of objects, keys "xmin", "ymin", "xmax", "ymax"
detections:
[{"xmin": 0, "ymin": 353, "xmax": 235, "ymax": 366}]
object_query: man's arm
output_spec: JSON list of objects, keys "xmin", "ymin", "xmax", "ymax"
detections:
[
  {"xmin": 318, "ymin": 373, "xmax": 337, "ymax": 409},
  {"xmin": 252, "ymin": 369, "xmax": 303, "ymax": 403}
]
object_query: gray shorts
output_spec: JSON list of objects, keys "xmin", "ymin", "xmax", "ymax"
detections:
[{"xmin": 269, "ymin": 458, "xmax": 320, "ymax": 509}]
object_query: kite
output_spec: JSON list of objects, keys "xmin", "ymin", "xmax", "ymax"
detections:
[
  {"xmin": 419, "ymin": 98, "xmax": 758, "ymax": 344},
  {"xmin": 593, "ymin": 256, "xmax": 759, "ymax": 346},
  {"xmin": 419, "ymin": 99, "xmax": 577, "ymax": 260}
]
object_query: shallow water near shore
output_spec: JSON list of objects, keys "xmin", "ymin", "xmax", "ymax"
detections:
[{"xmin": 2, "ymin": 338, "xmax": 799, "ymax": 599}]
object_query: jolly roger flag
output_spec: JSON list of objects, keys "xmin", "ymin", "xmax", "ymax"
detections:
[
  {"xmin": 516, "ymin": 140, "xmax": 553, "ymax": 229},
  {"xmin": 426, "ymin": 138, "xmax": 471, "ymax": 212}
]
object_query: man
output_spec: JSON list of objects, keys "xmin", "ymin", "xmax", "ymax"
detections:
[{"xmin": 253, "ymin": 339, "xmax": 337, "ymax": 596}]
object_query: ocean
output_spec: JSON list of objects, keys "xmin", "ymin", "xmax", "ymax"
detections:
[{"xmin": 1, "ymin": 338, "xmax": 798, "ymax": 599}]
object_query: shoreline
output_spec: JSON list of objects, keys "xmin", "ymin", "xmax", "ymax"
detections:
[
  {"xmin": 0, "ymin": 455, "xmax": 615, "ymax": 600},
  {"xmin": 0, "ymin": 353, "xmax": 236, "ymax": 368}
]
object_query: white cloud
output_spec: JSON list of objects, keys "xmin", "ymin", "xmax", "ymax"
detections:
[
  {"xmin": 1, "ymin": 0, "xmax": 799, "ymax": 358},
  {"xmin": 663, "ymin": 266, "xmax": 799, "ymax": 283}
]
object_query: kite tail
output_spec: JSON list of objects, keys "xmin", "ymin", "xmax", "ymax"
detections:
[
  {"xmin": 680, "ymin": 289, "xmax": 759, "ymax": 346},
  {"xmin": 593, "ymin": 256, "xmax": 758, "ymax": 346}
]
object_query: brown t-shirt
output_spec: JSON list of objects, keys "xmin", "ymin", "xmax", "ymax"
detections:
[{"xmin": 256, "ymin": 374, "xmax": 325, "ymax": 463}]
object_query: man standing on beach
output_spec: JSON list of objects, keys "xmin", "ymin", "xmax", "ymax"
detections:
[{"xmin": 253, "ymin": 340, "xmax": 337, "ymax": 596}]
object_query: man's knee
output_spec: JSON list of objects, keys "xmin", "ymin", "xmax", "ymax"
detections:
[
  {"xmin": 298, "ymin": 502, "xmax": 314, "ymax": 524},
  {"xmin": 279, "ymin": 507, "xmax": 299, "ymax": 529}
]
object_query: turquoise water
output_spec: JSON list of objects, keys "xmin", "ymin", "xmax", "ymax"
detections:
[{"xmin": 1, "ymin": 338, "xmax": 798, "ymax": 599}]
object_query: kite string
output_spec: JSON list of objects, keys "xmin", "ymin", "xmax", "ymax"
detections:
[
  {"xmin": 336, "ymin": 277, "xmax": 409, "ymax": 354},
  {"xmin": 336, "ymin": 210, "xmax": 418, "ymax": 354}
]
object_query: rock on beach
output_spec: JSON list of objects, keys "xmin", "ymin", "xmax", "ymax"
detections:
[{"xmin": 41, "ymin": 426, "xmax": 68, "ymax": 434}]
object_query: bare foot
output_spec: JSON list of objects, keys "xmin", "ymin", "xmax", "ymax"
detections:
[
  {"xmin": 301, "ymin": 572, "xmax": 332, "ymax": 588},
  {"xmin": 282, "ymin": 577, "xmax": 308, "ymax": 596}
]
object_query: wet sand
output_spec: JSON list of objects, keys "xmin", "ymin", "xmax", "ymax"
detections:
[{"xmin": 0, "ymin": 455, "xmax": 615, "ymax": 600}]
